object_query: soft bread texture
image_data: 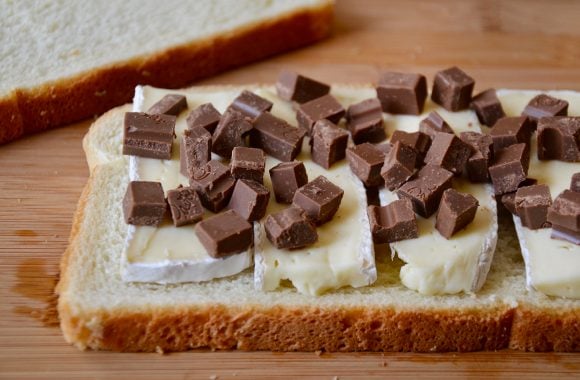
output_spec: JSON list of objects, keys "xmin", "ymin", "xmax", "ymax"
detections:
[
  {"xmin": 0, "ymin": 0, "xmax": 333, "ymax": 145},
  {"xmin": 59, "ymin": 86, "xmax": 580, "ymax": 352}
]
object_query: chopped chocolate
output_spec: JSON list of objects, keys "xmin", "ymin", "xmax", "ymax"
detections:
[
  {"xmin": 310, "ymin": 120, "xmax": 349, "ymax": 169},
  {"xmin": 537, "ymin": 117, "xmax": 580, "ymax": 162},
  {"xmin": 489, "ymin": 116, "xmax": 533, "ymax": 151},
  {"xmin": 488, "ymin": 143, "xmax": 530, "ymax": 195},
  {"xmin": 186, "ymin": 103, "xmax": 222, "ymax": 134},
  {"xmin": 147, "ymin": 94, "xmax": 187, "ymax": 116},
  {"xmin": 515, "ymin": 184, "xmax": 552, "ymax": 230},
  {"xmin": 374, "ymin": 142, "xmax": 393, "ymax": 156},
  {"xmin": 459, "ymin": 131, "xmax": 493, "ymax": 182},
  {"xmin": 195, "ymin": 210, "xmax": 253, "ymax": 258},
  {"xmin": 190, "ymin": 160, "xmax": 236, "ymax": 212},
  {"xmin": 296, "ymin": 94, "xmax": 345, "ymax": 134},
  {"xmin": 376, "ymin": 72, "xmax": 427, "ymax": 115},
  {"xmin": 180, "ymin": 127, "xmax": 212, "ymax": 178},
  {"xmin": 381, "ymin": 141, "xmax": 417, "ymax": 191},
  {"xmin": 522, "ymin": 94, "xmax": 568, "ymax": 126},
  {"xmin": 396, "ymin": 165, "xmax": 454, "ymax": 218},
  {"xmin": 250, "ymin": 112, "xmax": 306, "ymax": 162},
  {"xmin": 269, "ymin": 161, "xmax": 308, "ymax": 204},
  {"xmin": 547, "ymin": 190, "xmax": 580, "ymax": 245},
  {"xmin": 123, "ymin": 112, "xmax": 176, "ymax": 159},
  {"xmin": 572, "ymin": 172, "xmax": 580, "ymax": 192},
  {"xmin": 212, "ymin": 108, "xmax": 253, "ymax": 159},
  {"xmin": 390, "ymin": 130, "xmax": 432, "ymax": 164},
  {"xmin": 122, "ymin": 181, "xmax": 166, "ymax": 226},
  {"xmin": 500, "ymin": 178, "xmax": 538, "ymax": 215},
  {"xmin": 265, "ymin": 207, "xmax": 318, "ymax": 249},
  {"xmin": 435, "ymin": 189, "xmax": 479, "ymax": 239},
  {"xmin": 276, "ymin": 71, "xmax": 330, "ymax": 104},
  {"xmin": 346, "ymin": 143, "xmax": 386, "ymax": 187},
  {"xmin": 167, "ymin": 186, "xmax": 204, "ymax": 227},
  {"xmin": 229, "ymin": 90, "xmax": 273, "ymax": 120},
  {"xmin": 419, "ymin": 111, "xmax": 454, "ymax": 138},
  {"xmin": 230, "ymin": 147, "xmax": 265, "ymax": 184},
  {"xmin": 367, "ymin": 199, "xmax": 418, "ymax": 244},
  {"xmin": 424, "ymin": 132, "xmax": 473, "ymax": 175},
  {"xmin": 293, "ymin": 175, "xmax": 344, "ymax": 225},
  {"xmin": 470, "ymin": 88, "xmax": 505, "ymax": 127},
  {"xmin": 227, "ymin": 179, "xmax": 270, "ymax": 222},
  {"xmin": 431, "ymin": 66, "xmax": 475, "ymax": 111},
  {"xmin": 345, "ymin": 98, "xmax": 386, "ymax": 144}
]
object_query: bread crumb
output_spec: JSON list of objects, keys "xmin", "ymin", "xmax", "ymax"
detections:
[
  {"xmin": 315, "ymin": 350, "xmax": 322, "ymax": 356},
  {"xmin": 332, "ymin": 376, "xmax": 339, "ymax": 380},
  {"xmin": 209, "ymin": 376, "xmax": 217, "ymax": 380},
  {"xmin": 155, "ymin": 346, "xmax": 165, "ymax": 355}
]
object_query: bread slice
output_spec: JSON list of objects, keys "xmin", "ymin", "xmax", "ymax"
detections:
[
  {"xmin": 0, "ymin": 0, "xmax": 333, "ymax": 145},
  {"xmin": 58, "ymin": 85, "xmax": 580, "ymax": 352}
]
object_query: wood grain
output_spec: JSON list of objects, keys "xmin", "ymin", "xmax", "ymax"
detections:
[{"xmin": 1, "ymin": 0, "xmax": 580, "ymax": 378}]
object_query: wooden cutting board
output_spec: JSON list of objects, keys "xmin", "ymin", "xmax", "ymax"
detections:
[{"xmin": 1, "ymin": 1, "xmax": 580, "ymax": 378}]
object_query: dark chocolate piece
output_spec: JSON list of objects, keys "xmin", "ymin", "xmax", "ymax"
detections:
[
  {"xmin": 367, "ymin": 199, "xmax": 418, "ymax": 244},
  {"xmin": 489, "ymin": 143, "xmax": 530, "ymax": 195},
  {"xmin": 293, "ymin": 175, "xmax": 344, "ymax": 225},
  {"xmin": 419, "ymin": 111, "xmax": 454, "ymax": 138},
  {"xmin": 167, "ymin": 186, "xmax": 204, "ymax": 227},
  {"xmin": 122, "ymin": 181, "xmax": 166, "ymax": 226},
  {"xmin": 522, "ymin": 94, "xmax": 568, "ymax": 126},
  {"xmin": 435, "ymin": 189, "xmax": 479, "ymax": 239},
  {"xmin": 229, "ymin": 90, "xmax": 273, "ymax": 120},
  {"xmin": 376, "ymin": 72, "xmax": 427, "ymax": 115},
  {"xmin": 500, "ymin": 178, "xmax": 538, "ymax": 215},
  {"xmin": 227, "ymin": 179, "xmax": 270, "ymax": 222},
  {"xmin": 269, "ymin": 161, "xmax": 308, "ymax": 204},
  {"xmin": 276, "ymin": 71, "xmax": 330, "ymax": 104},
  {"xmin": 489, "ymin": 116, "xmax": 533, "ymax": 151},
  {"xmin": 381, "ymin": 141, "xmax": 417, "ymax": 191},
  {"xmin": 345, "ymin": 98, "xmax": 386, "ymax": 144},
  {"xmin": 515, "ymin": 184, "xmax": 552, "ymax": 230},
  {"xmin": 547, "ymin": 189, "xmax": 580, "ymax": 245},
  {"xmin": 470, "ymin": 89, "xmax": 505, "ymax": 127},
  {"xmin": 250, "ymin": 112, "xmax": 306, "ymax": 162},
  {"xmin": 431, "ymin": 66, "xmax": 475, "ymax": 111},
  {"xmin": 147, "ymin": 94, "xmax": 187, "ymax": 116},
  {"xmin": 346, "ymin": 143, "xmax": 386, "ymax": 187},
  {"xmin": 296, "ymin": 94, "xmax": 345, "ymax": 134},
  {"xmin": 230, "ymin": 147, "xmax": 265, "ymax": 184},
  {"xmin": 264, "ymin": 207, "xmax": 318, "ymax": 249},
  {"xmin": 537, "ymin": 117, "xmax": 580, "ymax": 162},
  {"xmin": 459, "ymin": 131, "xmax": 493, "ymax": 183},
  {"xmin": 390, "ymin": 130, "xmax": 431, "ymax": 165},
  {"xmin": 396, "ymin": 165, "xmax": 454, "ymax": 218},
  {"xmin": 195, "ymin": 210, "xmax": 253, "ymax": 258},
  {"xmin": 190, "ymin": 160, "xmax": 236, "ymax": 212},
  {"xmin": 186, "ymin": 103, "xmax": 221, "ymax": 134},
  {"xmin": 374, "ymin": 142, "xmax": 393, "ymax": 156},
  {"xmin": 572, "ymin": 172, "xmax": 580, "ymax": 192},
  {"xmin": 424, "ymin": 132, "xmax": 473, "ymax": 175},
  {"xmin": 310, "ymin": 120, "xmax": 349, "ymax": 169},
  {"xmin": 180, "ymin": 127, "xmax": 212, "ymax": 178},
  {"xmin": 212, "ymin": 108, "xmax": 252, "ymax": 159},
  {"xmin": 123, "ymin": 112, "xmax": 176, "ymax": 159}
]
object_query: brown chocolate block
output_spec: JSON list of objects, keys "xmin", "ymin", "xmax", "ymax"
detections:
[
  {"xmin": 396, "ymin": 165, "xmax": 454, "ymax": 218},
  {"xmin": 227, "ymin": 179, "xmax": 270, "ymax": 222},
  {"xmin": 229, "ymin": 90, "xmax": 273, "ymax": 120},
  {"xmin": 424, "ymin": 132, "xmax": 473, "ymax": 175},
  {"xmin": 500, "ymin": 178, "xmax": 538, "ymax": 215},
  {"xmin": 276, "ymin": 71, "xmax": 330, "ymax": 104},
  {"xmin": 459, "ymin": 131, "xmax": 493, "ymax": 183},
  {"xmin": 147, "ymin": 94, "xmax": 187, "ymax": 116},
  {"xmin": 296, "ymin": 94, "xmax": 345, "ymax": 134},
  {"xmin": 431, "ymin": 66, "xmax": 475, "ymax": 111},
  {"xmin": 123, "ymin": 112, "xmax": 176, "ymax": 159},
  {"xmin": 167, "ymin": 186, "xmax": 204, "ymax": 227},
  {"xmin": 264, "ymin": 207, "xmax": 318, "ymax": 249},
  {"xmin": 489, "ymin": 116, "xmax": 533, "ymax": 151},
  {"xmin": 190, "ymin": 160, "xmax": 236, "ymax": 212},
  {"xmin": 195, "ymin": 210, "xmax": 253, "ymax": 258},
  {"xmin": 381, "ymin": 141, "xmax": 417, "ymax": 191},
  {"xmin": 293, "ymin": 175, "xmax": 344, "ymax": 225},
  {"xmin": 374, "ymin": 142, "xmax": 393, "ymax": 156},
  {"xmin": 572, "ymin": 172, "xmax": 580, "ymax": 192},
  {"xmin": 435, "ymin": 189, "xmax": 479, "ymax": 239},
  {"xmin": 346, "ymin": 143, "xmax": 386, "ymax": 187},
  {"xmin": 470, "ymin": 89, "xmax": 505, "ymax": 127},
  {"xmin": 310, "ymin": 119, "xmax": 349, "ymax": 169},
  {"xmin": 419, "ymin": 111, "xmax": 454, "ymax": 138},
  {"xmin": 180, "ymin": 127, "xmax": 212, "ymax": 179},
  {"xmin": 537, "ymin": 117, "xmax": 580, "ymax": 162},
  {"xmin": 186, "ymin": 103, "xmax": 221, "ymax": 134},
  {"xmin": 376, "ymin": 72, "xmax": 427, "ymax": 115},
  {"xmin": 489, "ymin": 143, "xmax": 530, "ymax": 195},
  {"xmin": 391, "ymin": 130, "xmax": 432, "ymax": 165},
  {"xmin": 345, "ymin": 98, "xmax": 386, "ymax": 144},
  {"xmin": 122, "ymin": 181, "xmax": 166, "ymax": 226},
  {"xmin": 547, "ymin": 189, "xmax": 580, "ymax": 245},
  {"xmin": 230, "ymin": 147, "xmax": 265, "ymax": 184},
  {"xmin": 269, "ymin": 161, "xmax": 308, "ymax": 204},
  {"xmin": 522, "ymin": 94, "xmax": 569, "ymax": 126},
  {"xmin": 212, "ymin": 108, "xmax": 253, "ymax": 159},
  {"xmin": 367, "ymin": 199, "xmax": 418, "ymax": 244},
  {"xmin": 515, "ymin": 184, "xmax": 552, "ymax": 230},
  {"xmin": 250, "ymin": 112, "xmax": 306, "ymax": 162}
]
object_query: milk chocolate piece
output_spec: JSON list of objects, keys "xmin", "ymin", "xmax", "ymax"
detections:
[
  {"xmin": 424, "ymin": 132, "xmax": 473, "ymax": 175},
  {"xmin": 419, "ymin": 111, "xmax": 454, "ymax": 138},
  {"xmin": 276, "ymin": 71, "xmax": 330, "ymax": 104},
  {"xmin": 345, "ymin": 98, "xmax": 386, "ymax": 144},
  {"xmin": 489, "ymin": 143, "xmax": 530, "ymax": 195},
  {"xmin": 296, "ymin": 94, "xmax": 345, "ymax": 134},
  {"xmin": 123, "ymin": 181, "xmax": 166, "ymax": 226},
  {"xmin": 522, "ymin": 94, "xmax": 568, "ymax": 126},
  {"xmin": 431, "ymin": 66, "xmax": 475, "ymax": 111},
  {"xmin": 376, "ymin": 72, "xmax": 427, "ymax": 115},
  {"xmin": 470, "ymin": 89, "xmax": 505, "ymax": 127},
  {"xmin": 537, "ymin": 117, "xmax": 580, "ymax": 162},
  {"xmin": 265, "ymin": 207, "xmax": 318, "ymax": 249},
  {"xmin": 374, "ymin": 142, "xmax": 393, "ymax": 156},
  {"xmin": 230, "ymin": 147, "xmax": 265, "ymax": 184},
  {"xmin": 459, "ymin": 131, "xmax": 493, "ymax": 182},
  {"xmin": 346, "ymin": 143, "xmax": 386, "ymax": 187},
  {"xmin": 269, "ymin": 161, "xmax": 308, "ymax": 204},
  {"xmin": 381, "ymin": 141, "xmax": 417, "ymax": 191},
  {"xmin": 229, "ymin": 90, "xmax": 273, "ymax": 120},
  {"xmin": 293, "ymin": 175, "xmax": 344, "ymax": 225},
  {"xmin": 396, "ymin": 165, "xmax": 454, "ymax": 218},
  {"xmin": 310, "ymin": 120, "xmax": 349, "ymax": 169},
  {"xmin": 186, "ymin": 103, "xmax": 221, "ymax": 134},
  {"xmin": 391, "ymin": 130, "xmax": 431, "ymax": 165},
  {"xmin": 190, "ymin": 160, "xmax": 236, "ymax": 212},
  {"xmin": 490, "ymin": 116, "xmax": 533, "ymax": 151},
  {"xmin": 167, "ymin": 186, "xmax": 204, "ymax": 227},
  {"xmin": 367, "ymin": 199, "xmax": 418, "ymax": 244},
  {"xmin": 500, "ymin": 178, "xmax": 538, "ymax": 215},
  {"xmin": 227, "ymin": 179, "xmax": 270, "ymax": 222},
  {"xmin": 515, "ymin": 184, "xmax": 552, "ymax": 230},
  {"xmin": 547, "ymin": 190, "xmax": 580, "ymax": 245},
  {"xmin": 435, "ymin": 189, "xmax": 479, "ymax": 239},
  {"xmin": 250, "ymin": 112, "xmax": 306, "ymax": 162},
  {"xmin": 147, "ymin": 94, "xmax": 187, "ymax": 116},
  {"xmin": 180, "ymin": 127, "xmax": 212, "ymax": 178},
  {"xmin": 123, "ymin": 112, "xmax": 176, "ymax": 159},
  {"xmin": 212, "ymin": 108, "xmax": 253, "ymax": 159},
  {"xmin": 195, "ymin": 210, "xmax": 253, "ymax": 258},
  {"xmin": 572, "ymin": 172, "xmax": 580, "ymax": 192}
]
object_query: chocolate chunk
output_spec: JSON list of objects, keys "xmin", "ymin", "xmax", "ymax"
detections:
[
  {"xmin": 435, "ymin": 189, "xmax": 479, "ymax": 239},
  {"xmin": 459, "ymin": 131, "xmax": 493, "ymax": 182},
  {"xmin": 431, "ymin": 66, "xmax": 475, "ymax": 111},
  {"xmin": 250, "ymin": 112, "xmax": 306, "ymax": 162},
  {"xmin": 489, "ymin": 143, "xmax": 530, "ymax": 195},
  {"xmin": 419, "ymin": 111, "xmax": 454, "ymax": 138},
  {"xmin": 391, "ymin": 130, "xmax": 431, "ymax": 165},
  {"xmin": 180, "ymin": 127, "xmax": 212, "ymax": 178},
  {"xmin": 269, "ymin": 161, "xmax": 308, "ymax": 204},
  {"xmin": 167, "ymin": 186, "xmax": 204, "ymax": 227},
  {"xmin": 190, "ymin": 160, "xmax": 236, "ymax": 212},
  {"xmin": 211, "ymin": 108, "xmax": 253, "ymax": 159},
  {"xmin": 522, "ymin": 94, "xmax": 568, "ymax": 126},
  {"xmin": 195, "ymin": 210, "xmax": 253, "ymax": 258},
  {"xmin": 376, "ymin": 72, "xmax": 427, "ymax": 115},
  {"xmin": 346, "ymin": 143, "xmax": 386, "ymax": 187},
  {"xmin": 367, "ymin": 199, "xmax": 418, "ymax": 244},
  {"xmin": 470, "ymin": 89, "xmax": 505, "ymax": 127},
  {"xmin": 537, "ymin": 117, "xmax": 580, "ymax": 162},
  {"xmin": 123, "ymin": 181, "xmax": 166, "ymax": 226},
  {"xmin": 123, "ymin": 112, "xmax": 176, "ymax": 159},
  {"xmin": 345, "ymin": 98, "xmax": 386, "ymax": 144},
  {"xmin": 276, "ymin": 71, "xmax": 330, "ymax": 104},
  {"xmin": 500, "ymin": 178, "xmax": 538, "ymax": 215},
  {"xmin": 230, "ymin": 147, "xmax": 265, "ymax": 184},
  {"xmin": 396, "ymin": 165, "xmax": 454, "ymax": 218},
  {"xmin": 515, "ymin": 184, "xmax": 552, "ymax": 230},
  {"xmin": 293, "ymin": 175, "xmax": 344, "ymax": 225},
  {"xmin": 229, "ymin": 90, "xmax": 273, "ymax": 120},
  {"xmin": 147, "ymin": 94, "xmax": 187, "ymax": 116},
  {"xmin": 424, "ymin": 132, "xmax": 473, "ymax": 175},
  {"xmin": 227, "ymin": 179, "xmax": 270, "ymax": 222},
  {"xmin": 381, "ymin": 141, "xmax": 417, "ymax": 191},
  {"xmin": 186, "ymin": 103, "xmax": 222, "ymax": 134},
  {"xmin": 547, "ymin": 190, "xmax": 580, "ymax": 245},
  {"xmin": 264, "ymin": 207, "xmax": 318, "ymax": 249},
  {"xmin": 490, "ymin": 116, "xmax": 533, "ymax": 151},
  {"xmin": 374, "ymin": 142, "xmax": 393, "ymax": 156},
  {"xmin": 310, "ymin": 120, "xmax": 349, "ymax": 169},
  {"xmin": 572, "ymin": 172, "xmax": 580, "ymax": 192},
  {"xmin": 296, "ymin": 94, "xmax": 345, "ymax": 134}
]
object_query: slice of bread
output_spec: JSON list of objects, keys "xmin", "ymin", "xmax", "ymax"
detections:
[
  {"xmin": 58, "ymin": 85, "xmax": 580, "ymax": 352},
  {"xmin": 0, "ymin": 0, "xmax": 333, "ymax": 145}
]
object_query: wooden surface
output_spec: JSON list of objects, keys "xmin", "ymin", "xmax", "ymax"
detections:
[{"xmin": 2, "ymin": 0, "xmax": 580, "ymax": 378}]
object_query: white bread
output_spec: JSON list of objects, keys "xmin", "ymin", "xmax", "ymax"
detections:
[
  {"xmin": 59, "ymin": 85, "xmax": 580, "ymax": 352},
  {"xmin": 0, "ymin": 0, "xmax": 333, "ymax": 145}
]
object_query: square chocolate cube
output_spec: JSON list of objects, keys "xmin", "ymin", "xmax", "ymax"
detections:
[
  {"xmin": 522, "ymin": 94, "xmax": 568, "ymax": 125},
  {"xmin": 190, "ymin": 160, "xmax": 236, "ymax": 212},
  {"xmin": 346, "ymin": 143, "xmax": 386, "ymax": 187},
  {"xmin": 489, "ymin": 143, "xmax": 530, "ymax": 195},
  {"xmin": 195, "ymin": 210, "xmax": 253, "ymax": 258},
  {"xmin": 572, "ymin": 172, "xmax": 580, "ymax": 192},
  {"xmin": 376, "ymin": 72, "xmax": 427, "ymax": 115},
  {"xmin": 515, "ymin": 184, "xmax": 552, "ymax": 230},
  {"xmin": 424, "ymin": 132, "xmax": 473, "ymax": 175},
  {"xmin": 489, "ymin": 116, "xmax": 533, "ymax": 151},
  {"xmin": 396, "ymin": 165, "xmax": 454, "ymax": 218},
  {"xmin": 381, "ymin": 141, "xmax": 417, "ymax": 191},
  {"xmin": 167, "ymin": 186, "xmax": 204, "ymax": 227},
  {"xmin": 276, "ymin": 70, "xmax": 330, "ymax": 104},
  {"xmin": 310, "ymin": 120, "xmax": 349, "ymax": 169},
  {"xmin": 269, "ymin": 161, "xmax": 308, "ymax": 204},
  {"xmin": 251, "ymin": 112, "xmax": 306, "ymax": 162},
  {"xmin": 186, "ymin": 103, "xmax": 222, "ymax": 134},
  {"xmin": 293, "ymin": 175, "xmax": 344, "ymax": 225},
  {"xmin": 147, "ymin": 94, "xmax": 187, "ymax": 116},
  {"xmin": 390, "ymin": 130, "xmax": 432, "ymax": 164},
  {"xmin": 212, "ymin": 108, "xmax": 253, "ymax": 159},
  {"xmin": 435, "ymin": 189, "xmax": 479, "ymax": 239},
  {"xmin": 123, "ymin": 181, "xmax": 166, "ymax": 226},
  {"xmin": 459, "ymin": 132, "xmax": 493, "ymax": 183},
  {"xmin": 547, "ymin": 189, "xmax": 580, "ymax": 245},
  {"xmin": 419, "ymin": 111, "xmax": 454, "ymax": 138},
  {"xmin": 470, "ymin": 89, "xmax": 505, "ymax": 127},
  {"xmin": 123, "ymin": 112, "xmax": 176, "ymax": 159},
  {"xmin": 229, "ymin": 90, "xmax": 273, "ymax": 120},
  {"xmin": 367, "ymin": 199, "xmax": 418, "ymax": 244},
  {"xmin": 180, "ymin": 127, "xmax": 212, "ymax": 179},
  {"xmin": 537, "ymin": 117, "xmax": 580, "ymax": 162},
  {"xmin": 228, "ymin": 179, "xmax": 270, "ymax": 222},
  {"xmin": 345, "ymin": 98, "xmax": 386, "ymax": 144},
  {"xmin": 264, "ymin": 207, "xmax": 318, "ymax": 249},
  {"xmin": 431, "ymin": 66, "xmax": 475, "ymax": 111},
  {"xmin": 296, "ymin": 94, "xmax": 345, "ymax": 134},
  {"xmin": 230, "ymin": 147, "xmax": 265, "ymax": 184}
]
